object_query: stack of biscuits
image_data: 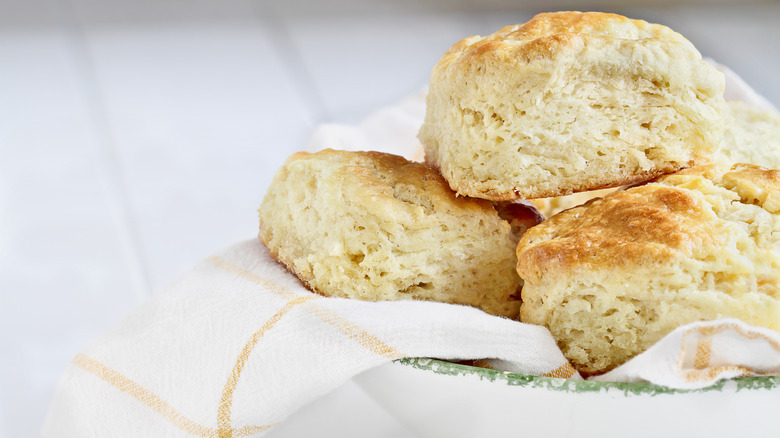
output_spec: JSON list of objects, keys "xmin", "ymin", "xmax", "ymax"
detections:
[{"xmin": 259, "ymin": 11, "xmax": 780, "ymax": 376}]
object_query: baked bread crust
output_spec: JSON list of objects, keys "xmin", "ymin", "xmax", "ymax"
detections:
[
  {"xmin": 259, "ymin": 149, "xmax": 537, "ymax": 318},
  {"xmin": 419, "ymin": 11, "xmax": 725, "ymax": 200},
  {"xmin": 517, "ymin": 163, "xmax": 780, "ymax": 374}
]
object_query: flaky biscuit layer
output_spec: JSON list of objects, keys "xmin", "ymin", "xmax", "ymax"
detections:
[
  {"xmin": 259, "ymin": 149, "xmax": 534, "ymax": 318},
  {"xmin": 419, "ymin": 11, "xmax": 725, "ymax": 200}
]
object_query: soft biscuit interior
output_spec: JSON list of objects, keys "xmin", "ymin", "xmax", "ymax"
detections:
[{"xmin": 259, "ymin": 149, "xmax": 530, "ymax": 318}]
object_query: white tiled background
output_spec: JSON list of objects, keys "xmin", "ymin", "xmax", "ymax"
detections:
[{"xmin": 2, "ymin": 1, "xmax": 779, "ymax": 436}]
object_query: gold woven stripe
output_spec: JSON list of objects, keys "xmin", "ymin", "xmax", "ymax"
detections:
[
  {"xmin": 682, "ymin": 365, "xmax": 753, "ymax": 382},
  {"xmin": 206, "ymin": 255, "xmax": 296, "ymax": 299},
  {"xmin": 209, "ymin": 256, "xmax": 403, "ymax": 360},
  {"xmin": 231, "ymin": 424, "xmax": 279, "ymax": 437},
  {"xmin": 541, "ymin": 362, "xmax": 577, "ymax": 379},
  {"xmin": 304, "ymin": 302, "xmax": 402, "ymax": 359},
  {"xmin": 217, "ymin": 295, "xmax": 317, "ymax": 438},
  {"xmin": 693, "ymin": 339, "xmax": 712, "ymax": 370},
  {"xmin": 690, "ymin": 323, "xmax": 780, "ymax": 352},
  {"xmin": 679, "ymin": 322, "xmax": 780, "ymax": 382},
  {"xmin": 72, "ymin": 353, "xmax": 218, "ymax": 437}
]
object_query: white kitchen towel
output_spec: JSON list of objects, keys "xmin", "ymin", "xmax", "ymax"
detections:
[
  {"xmin": 42, "ymin": 239, "xmax": 780, "ymax": 438},
  {"xmin": 43, "ymin": 239, "xmax": 575, "ymax": 438},
  {"xmin": 306, "ymin": 89, "xmax": 427, "ymax": 161},
  {"xmin": 44, "ymin": 61, "xmax": 780, "ymax": 437},
  {"xmin": 594, "ymin": 319, "xmax": 780, "ymax": 389}
]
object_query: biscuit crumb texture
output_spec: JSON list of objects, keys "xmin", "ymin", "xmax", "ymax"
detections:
[
  {"xmin": 259, "ymin": 149, "xmax": 525, "ymax": 318},
  {"xmin": 419, "ymin": 11, "xmax": 725, "ymax": 200},
  {"xmin": 717, "ymin": 101, "xmax": 780, "ymax": 168},
  {"xmin": 517, "ymin": 163, "xmax": 780, "ymax": 375}
]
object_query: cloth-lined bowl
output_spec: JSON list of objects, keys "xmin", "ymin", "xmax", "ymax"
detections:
[{"xmin": 354, "ymin": 358, "xmax": 780, "ymax": 438}]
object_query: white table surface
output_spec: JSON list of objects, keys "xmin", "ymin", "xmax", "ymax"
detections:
[{"xmin": 2, "ymin": 1, "xmax": 779, "ymax": 436}]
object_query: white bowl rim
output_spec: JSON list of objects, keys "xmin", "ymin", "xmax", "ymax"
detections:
[{"xmin": 395, "ymin": 357, "xmax": 780, "ymax": 395}]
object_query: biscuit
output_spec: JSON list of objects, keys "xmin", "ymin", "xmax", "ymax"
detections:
[
  {"xmin": 717, "ymin": 101, "xmax": 780, "ymax": 168},
  {"xmin": 531, "ymin": 187, "xmax": 617, "ymax": 219},
  {"xmin": 419, "ymin": 11, "xmax": 725, "ymax": 201},
  {"xmin": 516, "ymin": 163, "xmax": 780, "ymax": 375},
  {"xmin": 259, "ymin": 149, "xmax": 537, "ymax": 318}
]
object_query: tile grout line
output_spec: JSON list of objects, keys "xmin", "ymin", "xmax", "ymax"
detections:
[
  {"xmin": 251, "ymin": 1, "xmax": 330, "ymax": 125},
  {"xmin": 57, "ymin": 0, "xmax": 152, "ymax": 301}
]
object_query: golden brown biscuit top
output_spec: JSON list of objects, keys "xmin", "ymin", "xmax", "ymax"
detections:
[
  {"xmin": 516, "ymin": 184, "xmax": 717, "ymax": 283},
  {"xmin": 516, "ymin": 164, "xmax": 780, "ymax": 284},
  {"xmin": 441, "ymin": 11, "xmax": 690, "ymax": 66},
  {"xmin": 284, "ymin": 149, "xmax": 497, "ymax": 216},
  {"xmin": 502, "ymin": 11, "xmax": 672, "ymax": 42}
]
